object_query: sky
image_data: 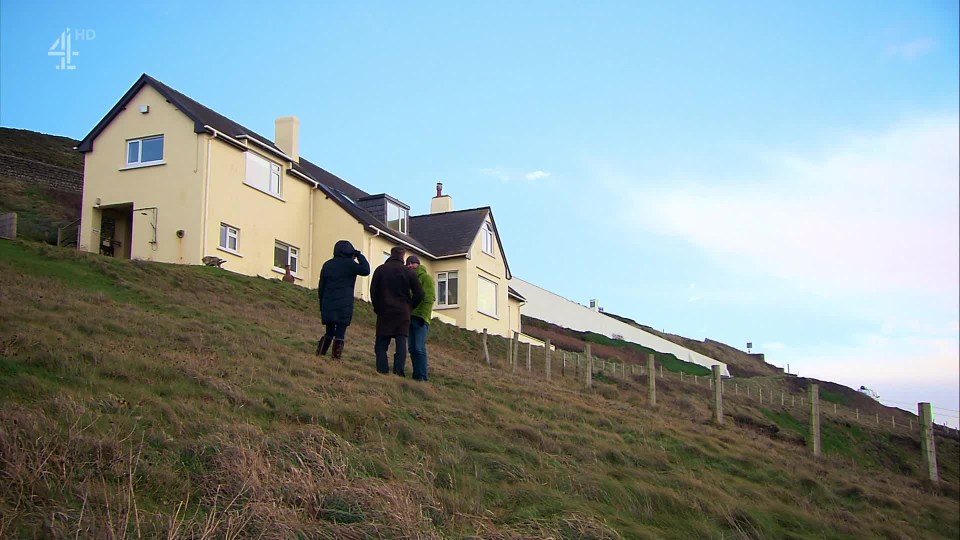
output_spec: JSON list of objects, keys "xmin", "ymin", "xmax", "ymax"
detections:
[{"xmin": 1, "ymin": 1, "xmax": 958, "ymax": 424}]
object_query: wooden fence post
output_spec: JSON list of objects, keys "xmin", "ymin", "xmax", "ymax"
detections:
[
  {"xmin": 809, "ymin": 384, "xmax": 821, "ymax": 458},
  {"xmin": 562, "ymin": 351, "xmax": 566, "ymax": 377},
  {"xmin": 511, "ymin": 332, "xmax": 520, "ymax": 373},
  {"xmin": 482, "ymin": 328, "xmax": 491, "ymax": 365},
  {"xmin": 584, "ymin": 344, "xmax": 593, "ymax": 388},
  {"xmin": 526, "ymin": 343, "xmax": 532, "ymax": 372},
  {"xmin": 544, "ymin": 339, "xmax": 552, "ymax": 381},
  {"xmin": 712, "ymin": 365, "xmax": 723, "ymax": 425},
  {"xmin": 919, "ymin": 402, "xmax": 939, "ymax": 483},
  {"xmin": 647, "ymin": 353, "xmax": 656, "ymax": 406}
]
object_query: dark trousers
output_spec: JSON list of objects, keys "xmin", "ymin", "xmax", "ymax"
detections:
[
  {"xmin": 375, "ymin": 335, "xmax": 408, "ymax": 375},
  {"xmin": 323, "ymin": 322, "xmax": 348, "ymax": 340},
  {"xmin": 408, "ymin": 317, "xmax": 430, "ymax": 381}
]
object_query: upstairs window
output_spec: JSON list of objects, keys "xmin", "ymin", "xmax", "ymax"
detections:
[
  {"xmin": 482, "ymin": 221, "xmax": 494, "ymax": 255},
  {"xmin": 245, "ymin": 152, "xmax": 282, "ymax": 197},
  {"xmin": 274, "ymin": 241, "xmax": 299, "ymax": 273},
  {"xmin": 387, "ymin": 201, "xmax": 408, "ymax": 234},
  {"xmin": 436, "ymin": 271, "xmax": 459, "ymax": 306},
  {"xmin": 126, "ymin": 135, "xmax": 164, "ymax": 166}
]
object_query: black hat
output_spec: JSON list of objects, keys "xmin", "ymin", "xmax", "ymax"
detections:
[{"xmin": 406, "ymin": 255, "xmax": 421, "ymax": 265}]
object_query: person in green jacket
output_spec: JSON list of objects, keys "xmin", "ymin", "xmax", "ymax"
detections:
[{"xmin": 405, "ymin": 255, "xmax": 435, "ymax": 381}]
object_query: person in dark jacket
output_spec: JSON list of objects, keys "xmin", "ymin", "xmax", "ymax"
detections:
[
  {"xmin": 317, "ymin": 240, "xmax": 370, "ymax": 359},
  {"xmin": 369, "ymin": 246, "xmax": 424, "ymax": 376}
]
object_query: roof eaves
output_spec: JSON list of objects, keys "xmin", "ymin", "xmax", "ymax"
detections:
[{"xmin": 78, "ymin": 74, "xmax": 163, "ymax": 152}]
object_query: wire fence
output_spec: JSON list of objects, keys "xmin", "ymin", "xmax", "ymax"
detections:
[{"xmin": 481, "ymin": 332, "xmax": 960, "ymax": 440}]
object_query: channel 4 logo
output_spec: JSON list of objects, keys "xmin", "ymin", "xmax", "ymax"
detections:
[{"xmin": 48, "ymin": 27, "xmax": 96, "ymax": 71}]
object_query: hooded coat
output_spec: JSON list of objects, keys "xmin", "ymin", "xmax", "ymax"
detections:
[
  {"xmin": 370, "ymin": 255, "xmax": 425, "ymax": 336},
  {"xmin": 317, "ymin": 240, "xmax": 370, "ymax": 325}
]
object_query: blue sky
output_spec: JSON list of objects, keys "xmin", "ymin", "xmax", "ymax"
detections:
[{"xmin": 2, "ymin": 1, "xmax": 958, "ymax": 423}]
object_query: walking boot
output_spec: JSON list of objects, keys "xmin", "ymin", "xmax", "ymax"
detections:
[
  {"xmin": 316, "ymin": 335, "xmax": 332, "ymax": 356},
  {"xmin": 331, "ymin": 338, "xmax": 345, "ymax": 360}
]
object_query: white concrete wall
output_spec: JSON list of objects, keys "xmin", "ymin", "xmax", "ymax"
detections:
[{"xmin": 511, "ymin": 277, "xmax": 729, "ymax": 375}]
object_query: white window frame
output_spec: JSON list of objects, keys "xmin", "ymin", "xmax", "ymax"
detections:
[
  {"xmin": 387, "ymin": 201, "xmax": 408, "ymax": 234},
  {"xmin": 482, "ymin": 221, "xmax": 494, "ymax": 255},
  {"xmin": 477, "ymin": 275, "xmax": 498, "ymax": 318},
  {"xmin": 218, "ymin": 223, "xmax": 239, "ymax": 254},
  {"xmin": 245, "ymin": 151, "xmax": 283, "ymax": 198},
  {"xmin": 126, "ymin": 135, "xmax": 164, "ymax": 167},
  {"xmin": 274, "ymin": 241, "xmax": 299, "ymax": 274},
  {"xmin": 436, "ymin": 271, "xmax": 459, "ymax": 307}
]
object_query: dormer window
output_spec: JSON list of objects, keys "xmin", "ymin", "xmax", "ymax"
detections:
[{"xmin": 387, "ymin": 201, "xmax": 408, "ymax": 234}]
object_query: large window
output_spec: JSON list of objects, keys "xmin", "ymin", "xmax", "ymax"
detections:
[
  {"xmin": 126, "ymin": 135, "xmax": 164, "ymax": 166},
  {"xmin": 477, "ymin": 276, "xmax": 498, "ymax": 317},
  {"xmin": 274, "ymin": 241, "xmax": 299, "ymax": 273},
  {"xmin": 387, "ymin": 201, "xmax": 408, "ymax": 234},
  {"xmin": 245, "ymin": 152, "xmax": 282, "ymax": 197},
  {"xmin": 482, "ymin": 221, "xmax": 494, "ymax": 255},
  {"xmin": 219, "ymin": 223, "xmax": 239, "ymax": 253},
  {"xmin": 436, "ymin": 271, "xmax": 458, "ymax": 306}
]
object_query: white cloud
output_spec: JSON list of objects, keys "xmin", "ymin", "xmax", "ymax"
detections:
[
  {"xmin": 612, "ymin": 115, "xmax": 960, "ymax": 298},
  {"xmin": 588, "ymin": 115, "xmax": 960, "ymax": 415},
  {"xmin": 480, "ymin": 167, "xmax": 511, "ymax": 182},
  {"xmin": 778, "ymin": 333, "xmax": 959, "ymax": 405},
  {"xmin": 887, "ymin": 38, "xmax": 935, "ymax": 60},
  {"xmin": 524, "ymin": 170, "xmax": 551, "ymax": 181},
  {"xmin": 480, "ymin": 167, "xmax": 552, "ymax": 182}
]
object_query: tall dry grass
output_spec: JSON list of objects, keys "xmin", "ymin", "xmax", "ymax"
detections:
[{"xmin": 0, "ymin": 240, "xmax": 957, "ymax": 539}]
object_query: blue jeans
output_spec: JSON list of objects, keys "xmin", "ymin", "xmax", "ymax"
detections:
[
  {"xmin": 408, "ymin": 316, "xmax": 430, "ymax": 381},
  {"xmin": 375, "ymin": 335, "xmax": 407, "ymax": 375}
]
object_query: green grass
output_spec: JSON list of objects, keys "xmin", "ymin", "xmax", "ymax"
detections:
[{"xmin": 1, "ymin": 239, "xmax": 958, "ymax": 539}]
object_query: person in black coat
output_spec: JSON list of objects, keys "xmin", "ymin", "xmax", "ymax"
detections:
[
  {"xmin": 369, "ymin": 246, "xmax": 424, "ymax": 376},
  {"xmin": 316, "ymin": 240, "xmax": 370, "ymax": 359}
]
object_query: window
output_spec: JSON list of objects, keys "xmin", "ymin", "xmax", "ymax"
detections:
[
  {"xmin": 436, "ymin": 271, "xmax": 458, "ymax": 306},
  {"xmin": 387, "ymin": 201, "xmax": 408, "ymax": 234},
  {"xmin": 482, "ymin": 221, "xmax": 494, "ymax": 255},
  {"xmin": 126, "ymin": 135, "xmax": 164, "ymax": 166},
  {"xmin": 245, "ymin": 152, "xmax": 282, "ymax": 197},
  {"xmin": 477, "ymin": 276, "xmax": 498, "ymax": 317},
  {"xmin": 274, "ymin": 241, "xmax": 299, "ymax": 273},
  {"xmin": 219, "ymin": 223, "xmax": 239, "ymax": 253}
]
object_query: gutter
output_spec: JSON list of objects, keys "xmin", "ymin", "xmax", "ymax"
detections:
[
  {"xmin": 366, "ymin": 225, "xmax": 438, "ymax": 259},
  {"xmin": 201, "ymin": 126, "xmax": 246, "ymax": 151},
  {"xmin": 235, "ymin": 134, "xmax": 295, "ymax": 163}
]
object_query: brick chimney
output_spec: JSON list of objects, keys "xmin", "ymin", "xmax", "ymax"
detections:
[
  {"xmin": 431, "ymin": 182, "xmax": 453, "ymax": 214},
  {"xmin": 275, "ymin": 116, "xmax": 300, "ymax": 163}
]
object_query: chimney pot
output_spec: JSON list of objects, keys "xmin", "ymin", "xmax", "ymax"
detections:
[{"xmin": 436, "ymin": 182, "xmax": 443, "ymax": 197}]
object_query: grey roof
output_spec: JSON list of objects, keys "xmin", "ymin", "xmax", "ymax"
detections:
[
  {"xmin": 78, "ymin": 74, "xmax": 279, "ymax": 153},
  {"xmin": 409, "ymin": 208, "xmax": 513, "ymax": 278},
  {"xmin": 78, "ymin": 74, "xmax": 510, "ymax": 276},
  {"xmin": 409, "ymin": 208, "xmax": 489, "ymax": 257}
]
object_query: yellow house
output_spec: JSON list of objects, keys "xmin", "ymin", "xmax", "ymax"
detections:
[{"xmin": 77, "ymin": 74, "xmax": 525, "ymax": 338}]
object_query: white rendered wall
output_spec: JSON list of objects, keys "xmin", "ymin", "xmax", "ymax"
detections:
[{"xmin": 511, "ymin": 277, "xmax": 729, "ymax": 376}]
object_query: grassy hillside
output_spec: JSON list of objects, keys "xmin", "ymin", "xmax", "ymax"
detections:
[
  {"xmin": 0, "ymin": 127, "xmax": 83, "ymax": 170},
  {"xmin": 1, "ymin": 240, "xmax": 958, "ymax": 539},
  {"xmin": 0, "ymin": 127, "xmax": 83, "ymax": 244}
]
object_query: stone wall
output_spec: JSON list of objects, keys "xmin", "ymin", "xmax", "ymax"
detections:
[{"xmin": 0, "ymin": 153, "xmax": 83, "ymax": 193}]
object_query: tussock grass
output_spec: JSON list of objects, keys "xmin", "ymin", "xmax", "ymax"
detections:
[{"xmin": 1, "ymin": 239, "xmax": 958, "ymax": 539}]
